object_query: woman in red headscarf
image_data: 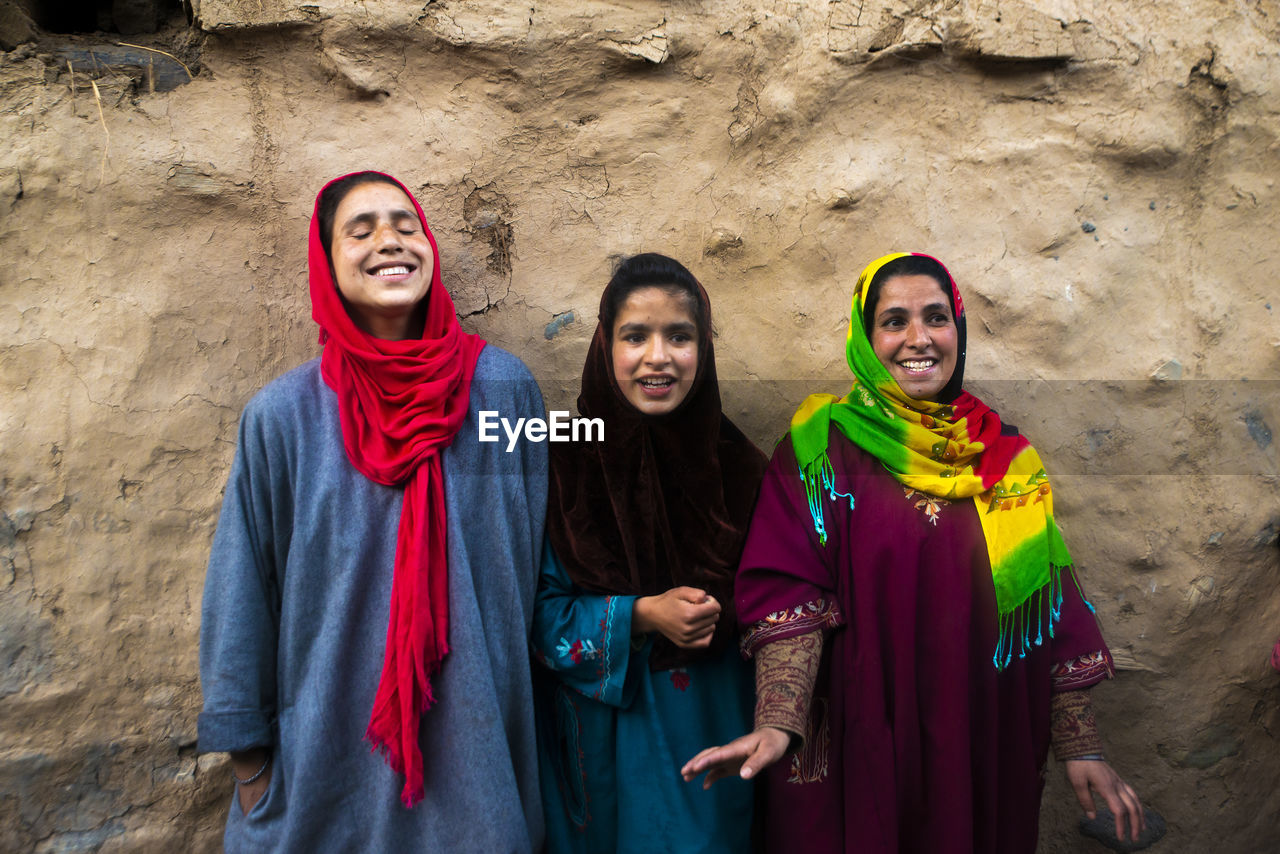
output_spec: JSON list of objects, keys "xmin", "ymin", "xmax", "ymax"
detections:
[{"xmin": 199, "ymin": 173, "xmax": 548, "ymax": 852}]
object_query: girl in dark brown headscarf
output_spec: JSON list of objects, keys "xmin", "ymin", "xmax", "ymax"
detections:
[{"xmin": 532, "ymin": 253, "xmax": 767, "ymax": 854}]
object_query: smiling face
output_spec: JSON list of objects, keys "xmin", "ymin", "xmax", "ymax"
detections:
[
  {"xmin": 610, "ymin": 286, "xmax": 700, "ymax": 416},
  {"xmin": 868, "ymin": 273, "xmax": 958, "ymax": 401},
  {"xmin": 329, "ymin": 182, "xmax": 435, "ymax": 340}
]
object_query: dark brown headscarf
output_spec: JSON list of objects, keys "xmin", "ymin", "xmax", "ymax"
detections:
[{"xmin": 547, "ymin": 253, "xmax": 768, "ymax": 670}]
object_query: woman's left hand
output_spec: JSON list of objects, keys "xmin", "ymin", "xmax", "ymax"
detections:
[
  {"xmin": 680, "ymin": 726, "xmax": 790, "ymax": 789},
  {"xmin": 1065, "ymin": 759, "xmax": 1145, "ymax": 843}
]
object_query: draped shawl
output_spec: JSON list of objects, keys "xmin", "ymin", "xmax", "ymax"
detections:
[
  {"xmin": 546, "ymin": 276, "xmax": 767, "ymax": 670},
  {"xmin": 308, "ymin": 172, "xmax": 486, "ymax": 805},
  {"xmin": 788, "ymin": 252, "xmax": 1078, "ymax": 668}
]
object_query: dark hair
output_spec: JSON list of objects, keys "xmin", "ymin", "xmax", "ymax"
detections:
[
  {"xmin": 861, "ymin": 254, "xmax": 954, "ymax": 334},
  {"xmin": 316, "ymin": 171, "xmax": 403, "ymax": 258},
  {"xmin": 602, "ymin": 253, "xmax": 706, "ymax": 340}
]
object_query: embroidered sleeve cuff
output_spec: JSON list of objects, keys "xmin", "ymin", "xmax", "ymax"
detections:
[
  {"xmin": 1050, "ymin": 689, "xmax": 1105, "ymax": 761},
  {"xmin": 1051, "ymin": 648, "xmax": 1115, "ymax": 691},
  {"xmin": 609, "ymin": 595, "xmax": 643, "ymax": 708},
  {"xmin": 753, "ymin": 631, "xmax": 823, "ymax": 748},
  {"xmin": 740, "ymin": 597, "xmax": 843, "ymax": 658},
  {"xmin": 585, "ymin": 593, "xmax": 636, "ymax": 707},
  {"xmin": 538, "ymin": 593, "xmax": 639, "ymax": 708}
]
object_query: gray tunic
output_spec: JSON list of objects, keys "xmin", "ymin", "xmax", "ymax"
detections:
[{"xmin": 198, "ymin": 347, "xmax": 547, "ymax": 853}]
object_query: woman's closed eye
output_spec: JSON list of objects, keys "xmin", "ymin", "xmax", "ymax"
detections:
[{"xmin": 391, "ymin": 216, "xmax": 421, "ymax": 235}]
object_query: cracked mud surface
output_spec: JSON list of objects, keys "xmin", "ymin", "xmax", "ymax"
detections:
[{"xmin": 1, "ymin": 2, "xmax": 1278, "ymax": 850}]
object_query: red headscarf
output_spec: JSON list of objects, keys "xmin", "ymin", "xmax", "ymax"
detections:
[{"xmin": 308, "ymin": 172, "xmax": 485, "ymax": 807}]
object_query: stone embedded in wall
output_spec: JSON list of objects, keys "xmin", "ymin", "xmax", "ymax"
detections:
[
  {"xmin": 193, "ymin": 0, "xmax": 324, "ymax": 30},
  {"xmin": 56, "ymin": 45, "xmax": 194, "ymax": 94},
  {"xmin": 825, "ymin": 0, "xmax": 1137, "ymax": 66},
  {"xmin": 599, "ymin": 23, "xmax": 670, "ymax": 64},
  {"xmin": 1152, "ymin": 358, "xmax": 1183, "ymax": 381},
  {"xmin": 942, "ymin": 0, "xmax": 1076, "ymax": 62},
  {"xmin": 704, "ymin": 228, "xmax": 743, "ymax": 256},
  {"xmin": 167, "ymin": 162, "xmax": 225, "ymax": 196},
  {"xmin": 826, "ymin": 0, "xmax": 942, "ymax": 61},
  {"xmin": 1245, "ymin": 411, "xmax": 1273, "ymax": 451},
  {"xmin": 544, "ymin": 310, "xmax": 575, "ymax": 340}
]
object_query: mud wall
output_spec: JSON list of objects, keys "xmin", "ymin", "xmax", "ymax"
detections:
[{"xmin": 1, "ymin": 1, "xmax": 1277, "ymax": 851}]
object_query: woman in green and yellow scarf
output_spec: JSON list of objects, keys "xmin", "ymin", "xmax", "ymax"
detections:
[{"xmin": 684, "ymin": 253, "xmax": 1147, "ymax": 853}]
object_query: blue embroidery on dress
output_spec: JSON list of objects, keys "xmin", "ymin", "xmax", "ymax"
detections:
[{"xmin": 599, "ymin": 595, "xmax": 617, "ymax": 694}]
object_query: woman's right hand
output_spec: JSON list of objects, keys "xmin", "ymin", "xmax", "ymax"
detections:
[
  {"xmin": 680, "ymin": 726, "xmax": 790, "ymax": 789},
  {"xmin": 230, "ymin": 749, "xmax": 272, "ymax": 815},
  {"xmin": 633, "ymin": 587, "xmax": 720, "ymax": 648}
]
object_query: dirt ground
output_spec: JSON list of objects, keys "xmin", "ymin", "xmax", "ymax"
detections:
[{"xmin": 0, "ymin": 1, "xmax": 1277, "ymax": 851}]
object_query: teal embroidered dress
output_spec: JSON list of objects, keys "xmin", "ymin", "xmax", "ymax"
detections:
[{"xmin": 532, "ymin": 545, "xmax": 754, "ymax": 854}]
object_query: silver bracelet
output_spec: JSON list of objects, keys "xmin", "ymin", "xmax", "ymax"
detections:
[
  {"xmin": 1070, "ymin": 753, "xmax": 1106, "ymax": 761},
  {"xmin": 232, "ymin": 756, "xmax": 271, "ymax": 785}
]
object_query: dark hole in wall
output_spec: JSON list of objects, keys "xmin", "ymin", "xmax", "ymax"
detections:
[{"xmin": 29, "ymin": 0, "xmax": 185, "ymax": 35}]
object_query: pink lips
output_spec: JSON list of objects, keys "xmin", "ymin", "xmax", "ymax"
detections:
[{"xmin": 637, "ymin": 376, "xmax": 676, "ymax": 397}]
